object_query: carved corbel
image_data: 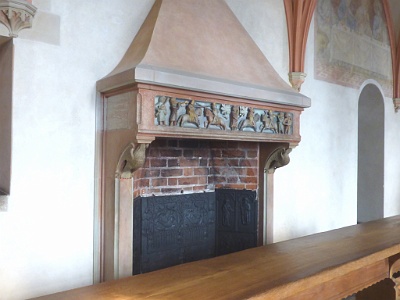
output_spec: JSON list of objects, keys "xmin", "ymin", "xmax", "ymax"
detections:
[
  {"xmin": 115, "ymin": 143, "xmax": 148, "ymax": 179},
  {"xmin": 265, "ymin": 147, "xmax": 292, "ymax": 174},
  {"xmin": 394, "ymin": 98, "xmax": 400, "ymax": 113},
  {"xmin": 0, "ymin": 0, "xmax": 36, "ymax": 37}
]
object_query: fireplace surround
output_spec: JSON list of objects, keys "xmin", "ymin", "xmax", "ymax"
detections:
[{"xmin": 96, "ymin": 0, "xmax": 311, "ymax": 281}]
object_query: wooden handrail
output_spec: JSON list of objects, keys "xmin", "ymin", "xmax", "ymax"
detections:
[{"xmin": 35, "ymin": 216, "xmax": 400, "ymax": 299}]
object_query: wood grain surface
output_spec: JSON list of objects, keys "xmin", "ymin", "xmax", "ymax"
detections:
[{"xmin": 34, "ymin": 216, "xmax": 400, "ymax": 300}]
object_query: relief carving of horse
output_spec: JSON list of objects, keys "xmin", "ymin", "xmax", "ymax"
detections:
[
  {"xmin": 204, "ymin": 108, "xmax": 226, "ymax": 130},
  {"xmin": 177, "ymin": 113, "xmax": 200, "ymax": 128},
  {"xmin": 177, "ymin": 101, "xmax": 201, "ymax": 128}
]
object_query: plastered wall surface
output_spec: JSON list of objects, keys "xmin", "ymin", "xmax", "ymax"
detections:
[
  {"xmin": 274, "ymin": 17, "xmax": 359, "ymax": 241},
  {"xmin": 0, "ymin": 0, "xmax": 399, "ymax": 299},
  {"xmin": 0, "ymin": 0, "xmax": 155, "ymax": 299},
  {"xmin": 384, "ymin": 93, "xmax": 400, "ymax": 216},
  {"xmin": 226, "ymin": 0, "xmax": 289, "ymax": 85}
]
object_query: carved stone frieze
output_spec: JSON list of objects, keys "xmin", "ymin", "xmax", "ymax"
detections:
[
  {"xmin": 154, "ymin": 95, "xmax": 294, "ymax": 135},
  {"xmin": 265, "ymin": 147, "xmax": 292, "ymax": 174},
  {"xmin": 115, "ymin": 143, "xmax": 148, "ymax": 179},
  {"xmin": 0, "ymin": 0, "xmax": 37, "ymax": 37}
]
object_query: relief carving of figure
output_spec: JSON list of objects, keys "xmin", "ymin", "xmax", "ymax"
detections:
[
  {"xmin": 260, "ymin": 110, "xmax": 277, "ymax": 133},
  {"xmin": 283, "ymin": 113, "xmax": 292, "ymax": 135},
  {"xmin": 204, "ymin": 103, "xmax": 226, "ymax": 130},
  {"xmin": 240, "ymin": 197, "xmax": 251, "ymax": 225},
  {"xmin": 239, "ymin": 107, "xmax": 257, "ymax": 131},
  {"xmin": 155, "ymin": 96, "xmax": 168, "ymax": 126},
  {"xmin": 230, "ymin": 105, "xmax": 239, "ymax": 130},
  {"xmin": 222, "ymin": 199, "xmax": 233, "ymax": 226},
  {"xmin": 277, "ymin": 112, "xmax": 285, "ymax": 134},
  {"xmin": 169, "ymin": 97, "xmax": 181, "ymax": 126},
  {"xmin": 177, "ymin": 99, "xmax": 200, "ymax": 127}
]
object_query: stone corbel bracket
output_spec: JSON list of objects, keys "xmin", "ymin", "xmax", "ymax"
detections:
[
  {"xmin": 0, "ymin": 0, "xmax": 37, "ymax": 37},
  {"xmin": 265, "ymin": 147, "xmax": 292, "ymax": 174},
  {"xmin": 115, "ymin": 143, "xmax": 148, "ymax": 179},
  {"xmin": 394, "ymin": 98, "xmax": 400, "ymax": 113}
]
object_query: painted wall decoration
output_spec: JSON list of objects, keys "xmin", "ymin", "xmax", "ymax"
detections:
[
  {"xmin": 154, "ymin": 96, "xmax": 293, "ymax": 135},
  {"xmin": 315, "ymin": 0, "xmax": 392, "ymax": 96}
]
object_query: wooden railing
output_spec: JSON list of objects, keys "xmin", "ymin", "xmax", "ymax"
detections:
[{"xmin": 35, "ymin": 216, "xmax": 400, "ymax": 300}]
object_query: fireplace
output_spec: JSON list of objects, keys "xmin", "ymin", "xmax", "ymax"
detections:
[
  {"xmin": 131, "ymin": 139, "xmax": 258, "ymax": 274},
  {"xmin": 96, "ymin": 0, "xmax": 311, "ymax": 281}
]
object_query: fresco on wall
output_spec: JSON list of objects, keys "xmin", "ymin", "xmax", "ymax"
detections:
[{"xmin": 315, "ymin": 0, "xmax": 392, "ymax": 96}]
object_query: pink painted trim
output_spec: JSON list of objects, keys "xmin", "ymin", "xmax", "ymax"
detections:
[
  {"xmin": 284, "ymin": 0, "xmax": 295, "ymax": 71},
  {"xmin": 284, "ymin": 0, "xmax": 317, "ymax": 73},
  {"xmin": 382, "ymin": 0, "xmax": 399, "ymax": 98}
]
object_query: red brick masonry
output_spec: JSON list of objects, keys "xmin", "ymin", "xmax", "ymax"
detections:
[{"xmin": 133, "ymin": 139, "xmax": 259, "ymax": 198}]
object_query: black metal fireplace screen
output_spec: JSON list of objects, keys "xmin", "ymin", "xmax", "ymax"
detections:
[{"xmin": 133, "ymin": 189, "xmax": 257, "ymax": 274}]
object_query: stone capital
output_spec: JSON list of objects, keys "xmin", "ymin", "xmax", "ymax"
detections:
[
  {"xmin": 288, "ymin": 72, "xmax": 307, "ymax": 92},
  {"xmin": 0, "ymin": 0, "xmax": 37, "ymax": 37}
]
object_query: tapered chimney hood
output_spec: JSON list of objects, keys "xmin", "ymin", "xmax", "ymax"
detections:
[{"xmin": 97, "ymin": 0, "xmax": 310, "ymax": 108}]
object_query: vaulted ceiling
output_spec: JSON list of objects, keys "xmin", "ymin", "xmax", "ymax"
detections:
[{"xmin": 284, "ymin": 0, "xmax": 400, "ymax": 112}]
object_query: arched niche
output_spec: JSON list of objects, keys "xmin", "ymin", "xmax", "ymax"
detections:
[
  {"xmin": 0, "ymin": 37, "xmax": 13, "ymax": 197},
  {"xmin": 357, "ymin": 83, "xmax": 385, "ymax": 223}
]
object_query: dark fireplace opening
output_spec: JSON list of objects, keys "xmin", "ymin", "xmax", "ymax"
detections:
[{"xmin": 133, "ymin": 189, "xmax": 257, "ymax": 274}]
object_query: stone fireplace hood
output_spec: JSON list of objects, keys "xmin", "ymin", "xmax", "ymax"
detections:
[
  {"xmin": 97, "ymin": 0, "xmax": 310, "ymax": 107},
  {"xmin": 97, "ymin": 0, "xmax": 311, "ymax": 153}
]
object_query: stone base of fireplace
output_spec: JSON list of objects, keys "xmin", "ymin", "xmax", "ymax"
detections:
[{"xmin": 133, "ymin": 189, "xmax": 257, "ymax": 274}]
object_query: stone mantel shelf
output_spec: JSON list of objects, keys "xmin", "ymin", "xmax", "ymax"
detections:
[{"xmin": 104, "ymin": 83, "xmax": 304, "ymax": 147}]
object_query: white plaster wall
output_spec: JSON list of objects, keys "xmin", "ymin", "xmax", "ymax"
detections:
[
  {"xmin": 231, "ymin": 0, "xmax": 400, "ymax": 242},
  {"xmin": 0, "ymin": 0, "xmax": 399, "ymax": 298},
  {"xmin": 226, "ymin": 0, "xmax": 289, "ymax": 85},
  {"xmin": 384, "ymin": 95, "xmax": 400, "ymax": 217},
  {"xmin": 0, "ymin": 0, "xmax": 154, "ymax": 299},
  {"xmin": 274, "ymin": 17, "xmax": 359, "ymax": 241},
  {"xmin": 228, "ymin": 1, "xmax": 358, "ymax": 241}
]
